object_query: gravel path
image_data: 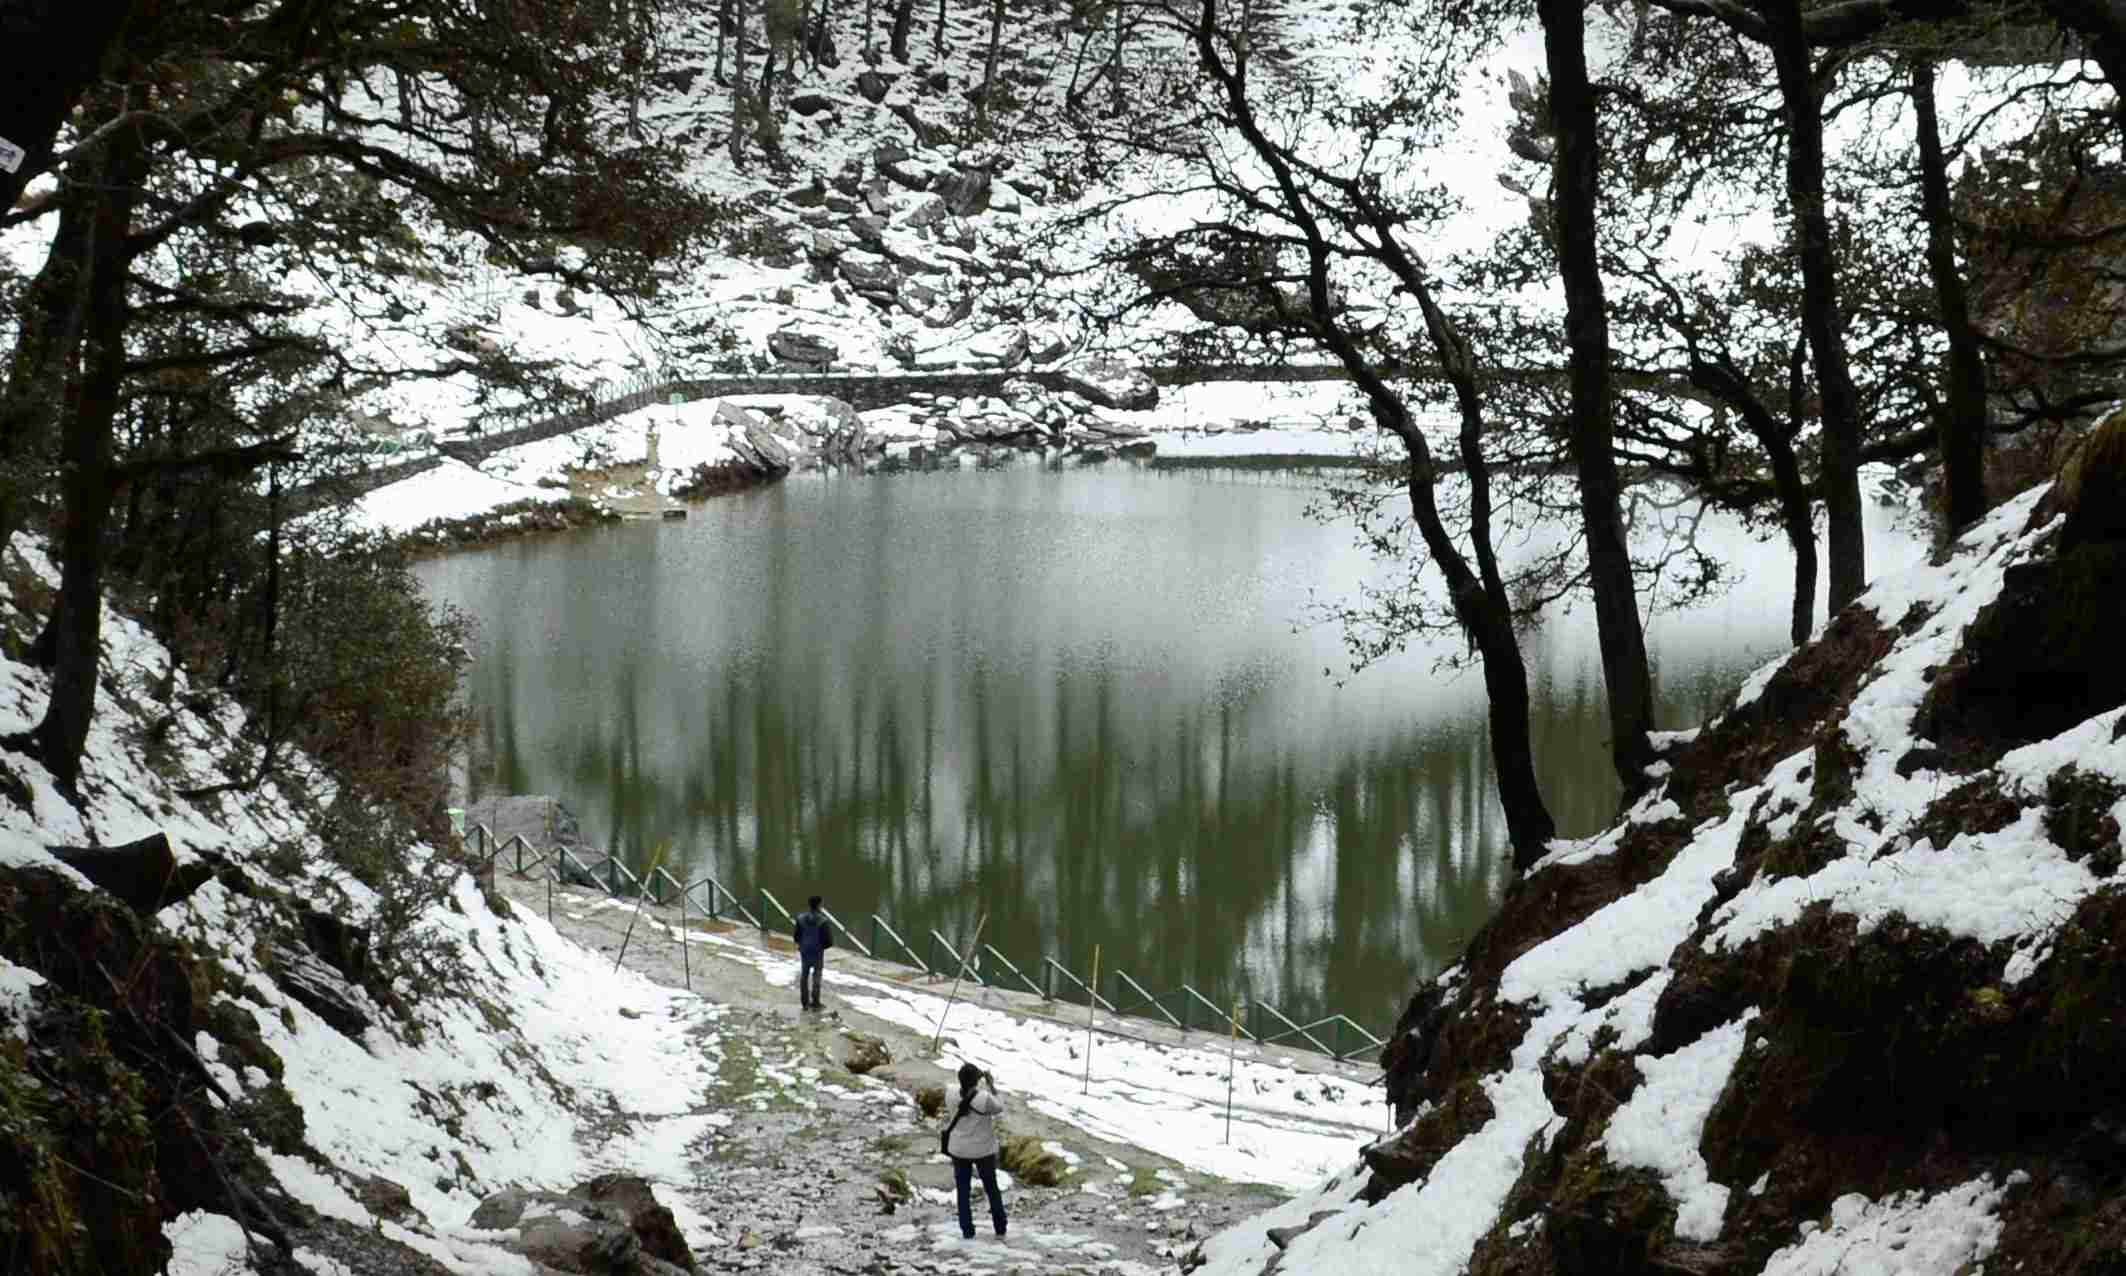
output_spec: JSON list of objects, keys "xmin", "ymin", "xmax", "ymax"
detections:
[{"xmin": 488, "ymin": 868, "xmax": 1378, "ymax": 1275}]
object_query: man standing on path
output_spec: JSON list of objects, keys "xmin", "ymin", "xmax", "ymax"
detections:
[{"xmin": 793, "ymin": 894, "xmax": 834, "ymax": 1010}]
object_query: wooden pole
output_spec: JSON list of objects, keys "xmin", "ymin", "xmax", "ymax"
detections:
[
  {"xmin": 1224, "ymin": 999, "xmax": 1243, "ymax": 1144},
  {"xmin": 930, "ymin": 913, "xmax": 988, "ymax": 1053},
  {"xmin": 1081, "ymin": 944, "xmax": 1100, "ymax": 1095},
  {"xmin": 680, "ymin": 879, "xmax": 691, "ymax": 991},
  {"xmin": 612, "ymin": 844, "xmax": 670, "ymax": 972}
]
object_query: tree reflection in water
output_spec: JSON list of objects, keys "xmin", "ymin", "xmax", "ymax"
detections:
[{"xmin": 435, "ymin": 460, "xmax": 1861, "ymax": 1033}]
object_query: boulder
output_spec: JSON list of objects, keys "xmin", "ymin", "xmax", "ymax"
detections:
[
  {"xmin": 987, "ymin": 180, "xmax": 1023, "ymax": 215},
  {"xmin": 741, "ymin": 421, "xmax": 799, "ymax": 472},
  {"xmin": 937, "ymin": 167, "xmax": 992, "ymax": 217},
  {"xmin": 789, "ymin": 92, "xmax": 833, "ymax": 116},
  {"xmin": 891, "ymin": 101, "xmax": 950, "ymax": 148},
  {"xmin": 768, "ymin": 326, "xmax": 838, "ymax": 367},
  {"xmin": 45, "ymin": 832, "xmax": 216, "ymax": 916},
  {"xmin": 900, "ymin": 194, "xmax": 950, "ymax": 229},
  {"xmin": 578, "ymin": 1173, "xmax": 697, "ymax": 1273},
  {"xmin": 848, "ymin": 213, "xmax": 888, "ymax": 245},
  {"xmin": 879, "ymin": 155, "xmax": 935, "ymax": 192},
  {"xmin": 769, "ymin": 396, "xmax": 866, "ymax": 461},
  {"xmin": 863, "ymin": 178, "xmax": 895, "ymax": 216},
  {"xmin": 716, "ymin": 401, "xmax": 796, "ymax": 474},
  {"xmin": 967, "ymin": 325, "xmax": 1029, "ymax": 370},
  {"xmin": 299, "ymin": 907, "xmax": 369, "ymax": 985},
  {"xmin": 1053, "ymin": 357, "xmax": 1159, "ymax": 411},
  {"xmin": 356, "ymin": 1175, "xmax": 416, "ymax": 1224},
  {"xmin": 854, "ymin": 70, "xmax": 896, "ymax": 103},
  {"xmin": 469, "ymin": 1185, "xmax": 689, "ymax": 1275},
  {"xmin": 837, "ymin": 252, "xmax": 899, "ymax": 299},
  {"xmin": 842, "ymin": 1032, "xmax": 891, "ymax": 1075},
  {"xmin": 273, "ymin": 945, "xmax": 371, "ymax": 1039},
  {"xmin": 899, "ymin": 278, "xmax": 942, "ymax": 313}
]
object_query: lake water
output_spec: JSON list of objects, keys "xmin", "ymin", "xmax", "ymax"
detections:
[{"xmin": 415, "ymin": 448, "xmax": 1922, "ymax": 1039}]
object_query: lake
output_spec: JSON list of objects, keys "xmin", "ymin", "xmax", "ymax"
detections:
[{"xmin": 415, "ymin": 445, "xmax": 1922, "ymax": 1039}]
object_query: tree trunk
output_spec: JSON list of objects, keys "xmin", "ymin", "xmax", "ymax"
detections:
[
  {"xmin": 45, "ymin": 832, "xmax": 218, "ymax": 915},
  {"xmin": 934, "ymin": 0, "xmax": 946, "ymax": 56},
  {"xmin": 729, "ymin": 0, "xmax": 750, "ymax": 169},
  {"xmin": 1910, "ymin": 56, "xmax": 1988, "ymax": 536},
  {"xmin": 1770, "ymin": 0, "xmax": 1866, "ymax": 613},
  {"xmin": 1688, "ymin": 348, "xmax": 1818, "ymax": 645},
  {"xmin": 891, "ymin": 0, "xmax": 914, "ymax": 61},
  {"xmin": 0, "ymin": 180, "xmax": 96, "ymax": 557},
  {"xmin": 25, "ymin": 106, "xmax": 144, "ymax": 798},
  {"xmin": 1111, "ymin": 0, "xmax": 1125, "ymax": 115},
  {"xmin": 978, "ymin": 0, "xmax": 1005, "ymax": 123},
  {"xmin": 1188, "ymin": 0, "xmax": 1557, "ymax": 868},
  {"xmin": 0, "ymin": 0, "xmax": 135, "ymax": 210},
  {"xmin": 1401, "ymin": 454, "xmax": 1557, "ymax": 867},
  {"xmin": 1537, "ymin": 0, "xmax": 1655, "ymax": 792}
]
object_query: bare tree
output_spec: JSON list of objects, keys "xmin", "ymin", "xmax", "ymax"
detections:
[
  {"xmin": 1536, "ymin": 0, "xmax": 1657, "ymax": 788},
  {"xmin": 1042, "ymin": 0, "xmax": 1567, "ymax": 865}
]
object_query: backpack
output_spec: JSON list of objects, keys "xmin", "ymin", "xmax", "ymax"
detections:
[{"xmin": 939, "ymin": 1093, "xmax": 974, "ymax": 1156}]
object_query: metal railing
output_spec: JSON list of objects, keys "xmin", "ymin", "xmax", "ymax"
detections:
[{"xmin": 465, "ymin": 823, "xmax": 1387, "ymax": 1063}]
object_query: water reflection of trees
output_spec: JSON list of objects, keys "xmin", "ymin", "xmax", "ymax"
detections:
[
  {"xmin": 470, "ymin": 639, "xmax": 1545, "ymax": 1032},
  {"xmin": 464, "ymin": 623, "xmax": 1757, "ymax": 1033}
]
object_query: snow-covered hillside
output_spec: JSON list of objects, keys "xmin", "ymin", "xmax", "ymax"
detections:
[{"xmin": 1183, "ymin": 437, "xmax": 2126, "ymax": 1274}]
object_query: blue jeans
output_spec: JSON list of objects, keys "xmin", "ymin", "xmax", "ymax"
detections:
[
  {"xmin": 799, "ymin": 952, "xmax": 823, "ymax": 1006},
  {"xmin": 952, "ymin": 1155, "xmax": 1006, "ymax": 1238}
]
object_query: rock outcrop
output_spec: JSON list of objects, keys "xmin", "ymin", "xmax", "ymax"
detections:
[{"xmin": 470, "ymin": 1174, "xmax": 698, "ymax": 1275}]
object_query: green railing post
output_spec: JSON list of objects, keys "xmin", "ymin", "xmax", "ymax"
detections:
[
  {"xmin": 1041, "ymin": 957, "xmax": 1052, "ymax": 1002},
  {"xmin": 758, "ymin": 888, "xmax": 768, "ymax": 936},
  {"xmin": 606, "ymin": 857, "xmax": 620, "ymax": 895},
  {"xmin": 870, "ymin": 915, "xmax": 879, "ymax": 961}
]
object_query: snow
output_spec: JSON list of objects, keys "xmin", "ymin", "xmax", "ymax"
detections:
[
  {"xmin": 1703, "ymin": 487, "xmax": 2100, "ymax": 982},
  {"xmin": 1705, "ymin": 804, "xmax": 2100, "ymax": 982},
  {"xmin": 167, "ymin": 1210, "xmax": 253, "ymax": 1276},
  {"xmin": 350, "ymin": 459, "xmax": 571, "ymax": 535},
  {"xmin": 1603, "ymin": 1010, "xmax": 1758, "ymax": 1241},
  {"xmin": 1758, "ymin": 1174, "xmax": 2022, "ymax": 1276},
  {"xmin": 0, "ymin": 955, "xmax": 43, "ymax": 1043},
  {"xmin": 1503, "ymin": 796, "xmax": 1752, "ymax": 1005},
  {"xmin": 679, "ymin": 926, "xmax": 1382, "ymax": 1191}
]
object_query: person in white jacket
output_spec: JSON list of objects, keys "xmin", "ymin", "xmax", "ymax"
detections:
[{"xmin": 942, "ymin": 1062, "xmax": 1008, "ymax": 1239}]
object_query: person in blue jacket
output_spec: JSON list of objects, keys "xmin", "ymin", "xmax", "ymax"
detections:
[{"xmin": 793, "ymin": 895, "xmax": 834, "ymax": 1010}]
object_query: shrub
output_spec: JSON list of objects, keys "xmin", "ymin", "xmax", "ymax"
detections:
[{"xmin": 998, "ymin": 1135, "xmax": 1067, "ymax": 1186}]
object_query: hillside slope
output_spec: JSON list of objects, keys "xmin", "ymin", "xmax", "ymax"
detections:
[{"xmin": 1189, "ymin": 433, "xmax": 2126, "ymax": 1274}]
